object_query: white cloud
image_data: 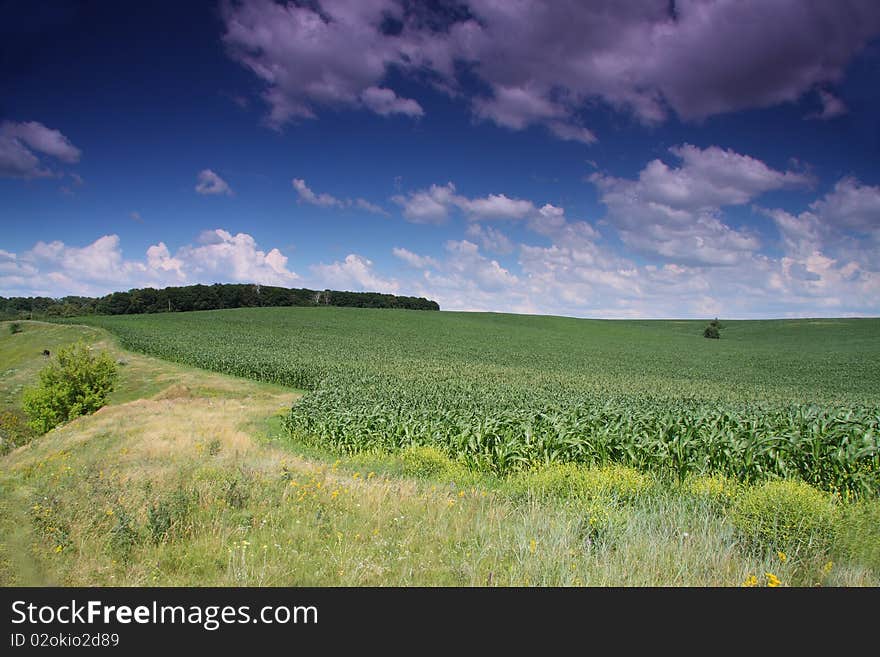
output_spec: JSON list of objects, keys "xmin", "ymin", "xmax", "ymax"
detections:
[
  {"xmin": 465, "ymin": 224, "xmax": 514, "ymax": 254},
  {"xmin": 455, "ymin": 193, "xmax": 534, "ymax": 221},
  {"xmin": 393, "ymin": 182, "xmax": 579, "ymax": 230},
  {"xmin": 354, "ymin": 198, "xmax": 387, "ymax": 215},
  {"xmin": 0, "ymin": 229, "xmax": 298, "ymax": 297},
  {"xmin": 546, "ymin": 121, "xmax": 598, "ymax": 145},
  {"xmin": 311, "ymin": 254, "xmax": 399, "ymax": 293},
  {"xmin": 293, "ymin": 178, "xmax": 387, "ymax": 214},
  {"xmin": 392, "ymin": 247, "xmax": 438, "ymax": 269},
  {"xmin": 195, "ymin": 169, "xmax": 233, "ymax": 196},
  {"xmin": 392, "ymin": 182, "xmax": 457, "ymax": 224},
  {"xmin": 178, "ymin": 229, "xmax": 297, "ymax": 285},
  {"xmin": 589, "ymin": 144, "xmax": 812, "ymax": 265},
  {"xmin": 809, "ymin": 177, "xmax": 880, "ymax": 234},
  {"xmin": 414, "ymin": 240, "xmax": 522, "ymax": 311},
  {"xmin": 360, "ymin": 86, "xmax": 424, "ymax": 117},
  {"xmin": 293, "ymin": 178, "xmax": 344, "ymax": 208},
  {"xmin": 0, "ymin": 120, "xmax": 80, "ymax": 179}
]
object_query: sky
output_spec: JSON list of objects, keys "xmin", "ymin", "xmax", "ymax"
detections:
[{"xmin": 1, "ymin": 0, "xmax": 879, "ymax": 319}]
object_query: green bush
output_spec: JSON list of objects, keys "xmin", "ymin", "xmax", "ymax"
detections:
[
  {"xmin": 730, "ymin": 479, "xmax": 838, "ymax": 556},
  {"xmin": 703, "ymin": 325, "xmax": 720, "ymax": 339},
  {"xmin": 9, "ymin": 322, "xmax": 22, "ymax": 334},
  {"xmin": 0, "ymin": 409, "xmax": 38, "ymax": 454},
  {"xmin": 683, "ymin": 473, "xmax": 739, "ymax": 509},
  {"xmin": 399, "ymin": 445, "xmax": 458, "ymax": 478},
  {"xmin": 507, "ymin": 462, "xmax": 652, "ymax": 503},
  {"xmin": 107, "ymin": 507, "xmax": 140, "ymax": 561},
  {"xmin": 834, "ymin": 498, "xmax": 880, "ymax": 574},
  {"xmin": 22, "ymin": 342, "xmax": 118, "ymax": 434}
]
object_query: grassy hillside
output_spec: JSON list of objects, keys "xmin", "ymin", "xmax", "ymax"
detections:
[
  {"xmin": 71, "ymin": 309, "xmax": 880, "ymax": 493},
  {"xmin": 2, "ymin": 321, "xmax": 878, "ymax": 586}
]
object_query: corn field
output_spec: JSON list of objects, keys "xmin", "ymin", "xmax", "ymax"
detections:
[{"xmin": 72, "ymin": 308, "xmax": 880, "ymax": 495}]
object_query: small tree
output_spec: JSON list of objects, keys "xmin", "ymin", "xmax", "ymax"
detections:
[
  {"xmin": 703, "ymin": 324, "xmax": 720, "ymax": 339},
  {"xmin": 22, "ymin": 343, "xmax": 118, "ymax": 433}
]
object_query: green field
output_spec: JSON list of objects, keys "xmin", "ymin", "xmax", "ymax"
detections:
[
  {"xmin": 72, "ymin": 308, "xmax": 880, "ymax": 494},
  {"xmin": 3, "ymin": 317, "xmax": 879, "ymax": 586}
]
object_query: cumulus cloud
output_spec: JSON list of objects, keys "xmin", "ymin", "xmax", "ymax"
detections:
[
  {"xmin": 310, "ymin": 254, "xmax": 399, "ymax": 293},
  {"xmin": 221, "ymin": 0, "xmax": 880, "ymax": 141},
  {"xmin": 0, "ymin": 120, "xmax": 81, "ymax": 179},
  {"xmin": 389, "ymin": 166, "xmax": 879, "ymax": 317},
  {"xmin": 293, "ymin": 178, "xmax": 387, "ymax": 214},
  {"xmin": 400, "ymin": 240, "xmax": 522, "ymax": 311},
  {"xmin": 195, "ymin": 169, "xmax": 233, "ymax": 196},
  {"xmin": 392, "ymin": 182, "xmax": 458, "ymax": 224},
  {"xmin": 809, "ymin": 177, "xmax": 880, "ymax": 235},
  {"xmin": 761, "ymin": 176, "xmax": 880, "ymax": 269},
  {"xmin": 0, "ymin": 229, "xmax": 298, "ymax": 297},
  {"xmin": 589, "ymin": 144, "xmax": 813, "ymax": 265},
  {"xmin": 176, "ymin": 229, "xmax": 297, "ymax": 285}
]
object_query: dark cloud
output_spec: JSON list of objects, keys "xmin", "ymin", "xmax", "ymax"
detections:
[{"xmin": 221, "ymin": 0, "xmax": 880, "ymax": 140}]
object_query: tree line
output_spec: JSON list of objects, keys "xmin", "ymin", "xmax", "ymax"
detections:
[{"xmin": 0, "ymin": 283, "xmax": 440, "ymax": 319}]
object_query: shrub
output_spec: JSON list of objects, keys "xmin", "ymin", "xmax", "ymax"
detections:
[
  {"xmin": 399, "ymin": 445, "xmax": 458, "ymax": 478},
  {"xmin": 703, "ymin": 325, "xmax": 720, "ymax": 339},
  {"xmin": 508, "ymin": 462, "xmax": 652, "ymax": 503},
  {"xmin": 0, "ymin": 409, "xmax": 38, "ymax": 454},
  {"xmin": 834, "ymin": 498, "xmax": 880, "ymax": 574},
  {"xmin": 22, "ymin": 342, "xmax": 118, "ymax": 434},
  {"xmin": 730, "ymin": 479, "xmax": 838, "ymax": 557},
  {"xmin": 108, "ymin": 507, "xmax": 140, "ymax": 561},
  {"xmin": 683, "ymin": 473, "xmax": 739, "ymax": 509},
  {"xmin": 9, "ymin": 322, "xmax": 22, "ymax": 334},
  {"xmin": 578, "ymin": 500, "xmax": 630, "ymax": 549}
]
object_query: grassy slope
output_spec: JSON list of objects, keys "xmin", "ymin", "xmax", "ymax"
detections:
[{"xmin": 1, "ymin": 320, "xmax": 877, "ymax": 586}]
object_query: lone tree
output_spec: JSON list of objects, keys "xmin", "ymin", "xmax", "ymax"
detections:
[{"xmin": 703, "ymin": 317, "xmax": 722, "ymax": 339}]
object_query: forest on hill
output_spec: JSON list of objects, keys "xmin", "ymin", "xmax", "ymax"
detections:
[{"xmin": 0, "ymin": 283, "xmax": 439, "ymax": 319}]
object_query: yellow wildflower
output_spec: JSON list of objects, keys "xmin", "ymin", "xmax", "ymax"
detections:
[
  {"xmin": 777, "ymin": 550, "xmax": 787, "ymax": 563},
  {"xmin": 741, "ymin": 574, "xmax": 758, "ymax": 587},
  {"xmin": 765, "ymin": 572, "xmax": 781, "ymax": 587}
]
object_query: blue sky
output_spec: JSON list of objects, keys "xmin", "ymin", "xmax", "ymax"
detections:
[{"xmin": 1, "ymin": 0, "xmax": 879, "ymax": 318}]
